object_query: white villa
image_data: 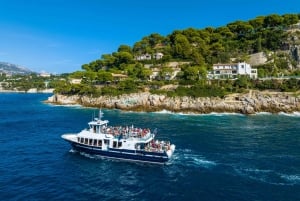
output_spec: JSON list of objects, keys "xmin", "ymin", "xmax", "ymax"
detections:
[
  {"xmin": 153, "ymin": 52, "xmax": 164, "ymax": 60},
  {"xmin": 207, "ymin": 62, "xmax": 257, "ymax": 79},
  {"xmin": 135, "ymin": 52, "xmax": 164, "ymax": 61}
]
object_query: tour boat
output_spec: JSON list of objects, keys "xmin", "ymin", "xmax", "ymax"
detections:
[{"xmin": 62, "ymin": 110, "xmax": 176, "ymax": 164}]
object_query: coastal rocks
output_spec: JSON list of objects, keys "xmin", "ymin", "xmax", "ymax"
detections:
[{"xmin": 46, "ymin": 90, "xmax": 300, "ymax": 115}]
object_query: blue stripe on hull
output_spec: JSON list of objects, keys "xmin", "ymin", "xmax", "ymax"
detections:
[{"xmin": 69, "ymin": 142, "xmax": 169, "ymax": 163}]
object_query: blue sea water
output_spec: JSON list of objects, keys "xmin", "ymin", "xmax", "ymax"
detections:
[{"xmin": 0, "ymin": 93, "xmax": 299, "ymax": 201}]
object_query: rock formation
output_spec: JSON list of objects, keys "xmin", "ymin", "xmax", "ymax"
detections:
[{"xmin": 46, "ymin": 90, "xmax": 300, "ymax": 115}]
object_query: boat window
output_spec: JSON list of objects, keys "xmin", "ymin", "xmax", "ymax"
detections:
[
  {"xmin": 80, "ymin": 138, "xmax": 84, "ymax": 143},
  {"xmin": 104, "ymin": 139, "xmax": 109, "ymax": 145},
  {"xmin": 93, "ymin": 139, "xmax": 97, "ymax": 146},
  {"xmin": 98, "ymin": 140, "xmax": 102, "ymax": 146},
  {"xmin": 84, "ymin": 138, "xmax": 88, "ymax": 144},
  {"xmin": 89, "ymin": 139, "xmax": 93, "ymax": 145},
  {"xmin": 118, "ymin": 141, "xmax": 122, "ymax": 147},
  {"xmin": 77, "ymin": 137, "xmax": 80, "ymax": 142},
  {"xmin": 113, "ymin": 141, "xmax": 117, "ymax": 148},
  {"xmin": 93, "ymin": 126, "xmax": 96, "ymax": 133}
]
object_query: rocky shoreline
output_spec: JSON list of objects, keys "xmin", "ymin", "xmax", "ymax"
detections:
[{"xmin": 45, "ymin": 90, "xmax": 300, "ymax": 114}]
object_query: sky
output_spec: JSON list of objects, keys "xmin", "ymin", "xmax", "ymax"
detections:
[{"xmin": 0, "ymin": 0, "xmax": 299, "ymax": 74}]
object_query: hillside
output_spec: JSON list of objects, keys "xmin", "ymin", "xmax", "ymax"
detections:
[
  {"xmin": 52, "ymin": 13, "xmax": 300, "ymax": 99},
  {"xmin": 0, "ymin": 62, "xmax": 34, "ymax": 75}
]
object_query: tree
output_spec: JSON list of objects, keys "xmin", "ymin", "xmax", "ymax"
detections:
[
  {"xmin": 69, "ymin": 71, "xmax": 85, "ymax": 78},
  {"xmin": 183, "ymin": 66, "xmax": 199, "ymax": 81},
  {"xmin": 249, "ymin": 16, "xmax": 265, "ymax": 30},
  {"xmin": 112, "ymin": 51, "xmax": 134, "ymax": 68},
  {"xmin": 263, "ymin": 14, "xmax": 283, "ymax": 28},
  {"xmin": 282, "ymin": 14, "xmax": 299, "ymax": 26},
  {"xmin": 234, "ymin": 76, "xmax": 251, "ymax": 89},
  {"xmin": 253, "ymin": 35, "xmax": 262, "ymax": 53},
  {"xmin": 97, "ymin": 71, "xmax": 113, "ymax": 83},
  {"xmin": 169, "ymin": 32, "xmax": 192, "ymax": 59},
  {"xmin": 159, "ymin": 67, "xmax": 174, "ymax": 80},
  {"xmin": 147, "ymin": 33, "xmax": 165, "ymax": 48},
  {"xmin": 118, "ymin": 45, "xmax": 132, "ymax": 53}
]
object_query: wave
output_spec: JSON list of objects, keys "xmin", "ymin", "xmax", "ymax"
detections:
[
  {"xmin": 202, "ymin": 112, "xmax": 244, "ymax": 116},
  {"xmin": 278, "ymin": 112, "xmax": 300, "ymax": 117},
  {"xmin": 153, "ymin": 110, "xmax": 245, "ymax": 117},
  {"xmin": 254, "ymin": 112, "xmax": 273, "ymax": 115}
]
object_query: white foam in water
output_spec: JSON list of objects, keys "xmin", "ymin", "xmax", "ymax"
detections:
[
  {"xmin": 234, "ymin": 167, "xmax": 279, "ymax": 185},
  {"xmin": 153, "ymin": 110, "xmax": 245, "ymax": 116},
  {"xmin": 69, "ymin": 149, "xmax": 77, "ymax": 153},
  {"xmin": 191, "ymin": 157, "xmax": 217, "ymax": 167},
  {"xmin": 279, "ymin": 112, "xmax": 300, "ymax": 117},
  {"xmin": 254, "ymin": 112, "xmax": 272, "ymax": 115},
  {"xmin": 203, "ymin": 112, "xmax": 244, "ymax": 116},
  {"xmin": 280, "ymin": 174, "xmax": 300, "ymax": 184},
  {"xmin": 233, "ymin": 166, "xmax": 300, "ymax": 186},
  {"xmin": 177, "ymin": 149, "xmax": 217, "ymax": 168},
  {"xmin": 153, "ymin": 109, "xmax": 174, "ymax": 114}
]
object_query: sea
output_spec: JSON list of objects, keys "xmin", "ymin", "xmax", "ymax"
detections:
[{"xmin": 0, "ymin": 93, "xmax": 299, "ymax": 201}]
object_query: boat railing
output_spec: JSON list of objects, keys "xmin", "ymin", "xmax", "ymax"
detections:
[
  {"xmin": 143, "ymin": 138, "xmax": 172, "ymax": 153},
  {"xmin": 100, "ymin": 126, "xmax": 152, "ymax": 140}
]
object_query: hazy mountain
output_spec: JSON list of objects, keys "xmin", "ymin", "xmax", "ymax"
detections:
[{"xmin": 0, "ymin": 62, "xmax": 34, "ymax": 75}]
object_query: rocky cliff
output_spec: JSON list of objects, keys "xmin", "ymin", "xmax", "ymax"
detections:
[{"xmin": 46, "ymin": 90, "xmax": 300, "ymax": 114}]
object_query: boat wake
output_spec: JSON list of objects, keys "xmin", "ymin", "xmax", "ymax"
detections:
[
  {"xmin": 233, "ymin": 166, "xmax": 300, "ymax": 186},
  {"xmin": 171, "ymin": 149, "xmax": 217, "ymax": 169},
  {"xmin": 280, "ymin": 174, "xmax": 300, "ymax": 185}
]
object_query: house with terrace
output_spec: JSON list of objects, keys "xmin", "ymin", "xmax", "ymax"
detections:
[{"xmin": 207, "ymin": 62, "xmax": 257, "ymax": 79}]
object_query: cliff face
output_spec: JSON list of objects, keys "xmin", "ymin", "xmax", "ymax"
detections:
[{"xmin": 46, "ymin": 91, "xmax": 300, "ymax": 114}]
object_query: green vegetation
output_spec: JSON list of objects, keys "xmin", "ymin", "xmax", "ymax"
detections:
[
  {"xmin": 5, "ymin": 14, "xmax": 300, "ymax": 96},
  {"xmin": 0, "ymin": 73, "xmax": 62, "ymax": 92}
]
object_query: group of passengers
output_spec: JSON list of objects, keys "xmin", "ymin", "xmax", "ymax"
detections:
[{"xmin": 101, "ymin": 126, "xmax": 151, "ymax": 138}]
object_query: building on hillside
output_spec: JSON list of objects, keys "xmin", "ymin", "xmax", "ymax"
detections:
[
  {"xmin": 70, "ymin": 78, "xmax": 82, "ymax": 84},
  {"xmin": 135, "ymin": 53, "xmax": 152, "ymax": 61},
  {"xmin": 207, "ymin": 62, "xmax": 257, "ymax": 79},
  {"xmin": 112, "ymin": 73, "xmax": 128, "ymax": 81},
  {"xmin": 135, "ymin": 52, "xmax": 164, "ymax": 61},
  {"xmin": 153, "ymin": 52, "xmax": 164, "ymax": 60},
  {"xmin": 39, "ymin": 72, "xmax": 51, "ymax": 77}
]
